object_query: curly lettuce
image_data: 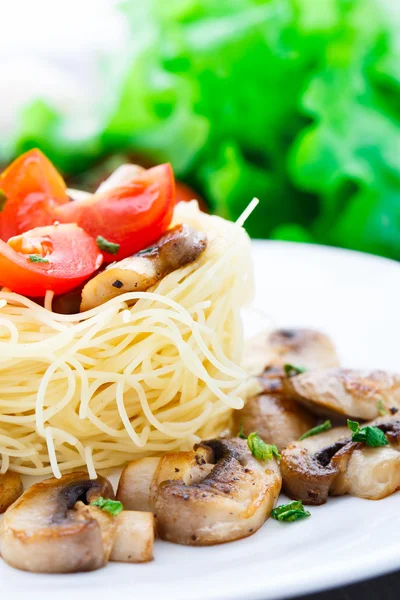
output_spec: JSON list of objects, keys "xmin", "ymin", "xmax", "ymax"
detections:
[{"xmin": 12, "ymin": 0, "xmax": 400, "ymax": 258}]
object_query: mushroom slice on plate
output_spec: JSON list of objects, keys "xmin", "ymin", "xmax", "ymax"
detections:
[
  {"xmin": 283, "ymin": 368, "xmax": 400, "ymax": 420},
  {"xmin": 117, "ymin": 438, "xmax": 282, "ymax": 545},
  {"xmin": 243, "ymin": 328, "xmax": 339, "ymax": 377},
  {"xmin": 281, "ymin": 418, "xmax": 400, "ymax": 505},
  {"xmin": 232, "ymin": 390, "xmax": 316, "ymax": 452},
  {"xmin": 117, "ymin": 448, "xmax": 214, "ymax": 512},
  {"xmin": 110, "ymin": 511, "xmax": 154, "ymax": 563},
  {"xmin": 267, "ymin": 328, "xmax": 340, "ymax": 370},
  {"xmin": 0, "ymin": 471, "xmax": 23, "ymax": 513},
  {"xmin": 234, "ymin": 327, "xmax": 338, "ymax": 449},
  {"xmin": 80, "ymin": 224, "xmax": 207, "ymax": 311},
  {"xmin": 0, "ymin": 472, "xmax": 115, "ymax": 573}
]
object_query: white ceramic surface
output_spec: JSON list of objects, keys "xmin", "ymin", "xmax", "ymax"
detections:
[{"xmin": 1, "ymin": 241, "xmax": 400, "ymax": 600}]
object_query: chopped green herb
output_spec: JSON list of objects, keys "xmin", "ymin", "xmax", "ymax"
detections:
[
  {"xmin": 299, "ymin": 420, "xmax": 332, "ymax": 441},
  {"xmin": 247, "ymin": 432, "xmax": 281, "ymax": 461},
  {"xmin": 28, "ymin": 254, "xmax": 49, "ymax": 263},
  {"xmin": 347, "ymin": 419, "xmax": 359, "ymax": 433},
  {"xmin": 377, "ymin": 400, "xmax": 386, "ymax": 416},
  {"xmin": 0, "ymin": 189, "xmax": 7, "ymax": 212},
  {"xmin": 271, "ymin": 500, "xmax": 311, "ymax": 522},
  {"xmin": 238, "ymin": 423, "xmax": 247, "ymax": 439},
  {"xmin": 347, "ymin": 420, "xmax": 389, "ymax": 447},
  {"xmin": 90, "ymin": 496, "xmax": 123, "ymax": 516},
  {"xmin": 283, "ymin": 363, "xmax": 307, "ymax": 377},
  {"xmin": 96, "ymin": 236, "xmax": 120, "ymax": 255},
  {"xmin": 137, "ymin": 246, "xmax": 156, "ymax": 256}
]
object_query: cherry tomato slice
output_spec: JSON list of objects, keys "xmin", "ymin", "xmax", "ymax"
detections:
[
  {"xmin": 56, "ymin": 164, "xmax": 175, "ymax": 263},
  {"xmin": 0, "ymin": 149, "xmax": 68, "ymax": 241},
  {"xmin": 175, "ymin": 181, "xmax": 208, "ymax": 212},
  {"xmin": 0, "ymin": 224, "xmax": 103, "ymax": 297}
]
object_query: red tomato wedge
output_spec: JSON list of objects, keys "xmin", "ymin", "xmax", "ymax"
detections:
[
  {"xmin": 0, "ymin": 224, "xmax": 103, "ymax": 297},
  {"xmin": 56, "ymin": 163, "xmax": 175, "ymax": 263},
  {"xmin": 175, "ymin": 181, "xmax": 208, "ymax": 212},
  {"xmin": 0, "ymin": 149, "xmax": 68, "ymax": 241}
]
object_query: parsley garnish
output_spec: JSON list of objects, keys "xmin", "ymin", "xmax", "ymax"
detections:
[
  {"xmin": 283, "ymin": 363, "xmax": 307, "ymax": 377},
  {"xmin": 377, "ymin": 400, "xmax": 386, "ymax": 416},
  {"xmin": 0, "ymin": 189, "xmax": 7, "ymax": 212},
  {"xmin": 90, "ymin": 496, "xmax": 123, "ymax": 516},
  {"xmin": 299, "ymin": 420, "xmax": 332, "ymax": 441},
  {"xmin": 96, "ymin": 236, "xmax": 120, "ymax": 255},
  {"xmin": 347, "ymin": 420, "xmax": 388, "ymax": 447},
  {"xmin": 247, "ymin": 432, "xmax": 281, "ymax": 461},
  {"xmin": 238, "ymin": 423, "xmax": 247, "ymax": 439},
  {"xmin": 137, "ymin": 246, "xmax": 156, "ymax": 256},
  {"xmin": 271, "ymin": 500, "xmax": 311, "ymax": 522},
  {"xmin": 28, "ymin": 254, "xmax": 49, "ymax": 263}
]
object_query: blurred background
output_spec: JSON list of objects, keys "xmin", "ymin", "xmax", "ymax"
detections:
[{"xmin": 2, "ymin": 0, "xmax": 400, "ymax": 258}]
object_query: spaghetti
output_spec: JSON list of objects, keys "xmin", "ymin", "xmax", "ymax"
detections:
[{"xmin": 0, "ymin": 202, "xmax": 253, "ymax": 477}]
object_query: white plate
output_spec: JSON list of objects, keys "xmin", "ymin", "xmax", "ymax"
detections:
[{"xmin": 2, "ymin": 241, "xmax": 400, "ymax": 600}]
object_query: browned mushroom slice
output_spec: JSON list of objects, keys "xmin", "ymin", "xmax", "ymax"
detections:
[
  {"xmin": 243, "ymin": 328, "xmax": 340, "ymax": 376},
  {"xmin": 234, "ymin": 327, "xmax": 339, "ymax": 449},
  {"xmin": 232, "ymin": 392, "xmax": 316, "ymax": 452},
  {"xmin": 283, "ymin": 368, "xmax": 400, "ymax": 420},
  {"xmin": 80, "ymin": 224, "xmax": 207, "ymax": 311},
  {"xmin": 117, "ymin": 449, "xmax": 213, "ymax": 512},
  {"xmin": 117, "ymin": 439, "xmax": 281, "ymax": 546},
  {"xmin": 0, "ymin": 472, "xmax": 115, "ymax": 573},
  {"xmin": 281, "ymin": 418, "xmax": 400, "ymax": 505},
  {"xmin": 267, "ymin": 328, "xmax": 340, "ymax": 370},
  {"xmin": 0, "ymin": 471, "xmax": 23, "ymax": 513}
]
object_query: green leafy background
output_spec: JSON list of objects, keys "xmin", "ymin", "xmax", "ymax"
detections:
[{"xmin": 10, "ymin": 0, "xmax": 400, "ymax": 259}]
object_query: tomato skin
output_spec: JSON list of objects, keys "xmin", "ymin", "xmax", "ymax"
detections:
[
  {"xmin": 0, "ymin": 224, "xmax": 103, "ymax": 297},
  {"xmin": 0, "ymin": 149, "xmax": 68, "ymax": 241},
  {"xmin": 56, "ymin": 163, "xmax": 175, "ymax": 263},
  {"xmin": 175, "ymin": 181, "xmax": 208, "ymax": 212}
]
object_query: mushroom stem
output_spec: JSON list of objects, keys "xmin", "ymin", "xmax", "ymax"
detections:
[
  {"xmin": 110, "ymin": 511, "xmax": 154, "ymax": 563},
  {"xmin": 117, "ymin": 439, "xmax": 282, "ymax": 546}
]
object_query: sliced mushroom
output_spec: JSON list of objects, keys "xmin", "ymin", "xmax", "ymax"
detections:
[
  {"xmin": 267, "ymin": 328, "xmax": 340, "ymax": 370},
  {"xmin": 243, "ymin": 328, "xmax": 339, "ymax": 377},
  {"xmin": 117, "ymin": 439, "xmax": 281, "ymax": 546},
  {"xmin": 281, "ymin": 418, "xmax": 400, "ymax": 505},
  {"xmin": 117, "ymin": 450, "xmax": 213, "ymax": 512},
  {"xmin": 0, "ymin": 472, "xmax": 155, "ymax": 572},
  {"xmin": 110, "ymin": 511, "xmax": 154, "ymax": 563},
  {"xmin": 80, "ymin": 224, "xmax": 207, "ymax": 311},
  {"xmin": 234, "ymin": 327, "xmax": 338, "ymax": 449},
  {"xmin": 0, "ymin": 472, "xmax": 115, "ymax": 573},
  {"xmin": 283, "ymin": 368, "xmax": 400, "ymax": 420},
  {"xmin": 232, "ymin": 390, "xmax": 316, "ymax": 452},
  {"xmin": 0, "ymin": 471, "xmax": 23, "ymax": 513}
]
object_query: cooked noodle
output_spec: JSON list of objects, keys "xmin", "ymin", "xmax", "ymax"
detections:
[{"xmin": 0, "ymin": 202, "xmax": 253, "ymax": 477}]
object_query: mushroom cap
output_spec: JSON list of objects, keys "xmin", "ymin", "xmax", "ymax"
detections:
[
  {"xmin": 232, "ymin": 392, "xmax": 315, "ymax": 452},
  {"xmin": 155, "ymin": 438, "xmax": 282, "ymax": 545},
  {"xmin": 0, "ymin": 472, "xmax": 114, "ymax": 573},
  {"xmin": 283, "ymin": 368, "xmax": 400, "ymax": 420},
  {"xmin": 233, "ymin": 361, "xmax": 317, "ymax": 452},
  {"xmin": 267, "ymin": 329, "xmax": 340, "ymax": 370},
  {"xmin": 281, "ymin": 418, "xmax": 400, "ymax": 504},
  {"xmin": 243, "ymin": 328, "xmax": 339, "ymax": 376},
  {"xmin": 280, "ymin": 427, "xmax": 353, "ymax": 505}
]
